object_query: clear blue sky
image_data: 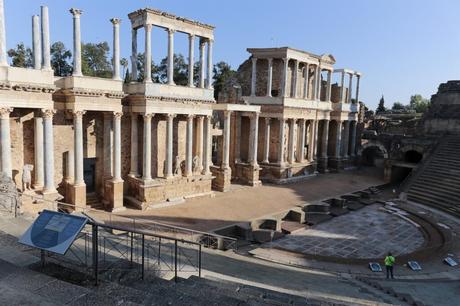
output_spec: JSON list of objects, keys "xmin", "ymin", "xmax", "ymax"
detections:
[{"xmin": 3, "ymin": 0, "xmax": 460, "ymax": 110}]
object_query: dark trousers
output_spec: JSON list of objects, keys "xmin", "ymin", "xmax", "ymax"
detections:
[{"xmin": 386, "ymin": 265, "xmax": 394, "ymax": 279}]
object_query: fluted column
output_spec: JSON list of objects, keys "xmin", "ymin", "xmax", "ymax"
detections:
[
  {"xmin": 297, "ymin": 119, "xmax": 306, "ymax": 162},
  {"xmin": 185, "ymin": 115, "xmax": 194, "ymax": 176},
  {"xmin": 41, "ymin": 6, "xmax": 51, "ymax": 70},
  {"xmin": 202, "ymin": 115, "xmax": 212, "ymax": 175},
  {"xmin": 248, "ymin": 113, "xmax": 259, "ymax": 166},
  {"xmin": 131, "ymin": 29, "xmax": 138, "ymax": 81},
  {"xmin": 32, "ymin": 15, "xmax": 42, "ymax": 70},
  {"xmin": 348, "ymin": 73, "xmax": 353, "ymax": 103},
  {"xmin": 199, "ymin": 38, "xmax": 206, "ymax": 88},
  {"xmin": 73, "ymin": 111, "xmax": 85, "ymax": 186},
  {"xmin": 0, "ymin": 108, "xmax": 12, "ymax": 178},
  {"xmin": 334, "ymin": 120, "xmax": 342, "ymax": 158},
  {"xmin": 281, "ymin": 58, "xmax": 289, "ymax": 97},
  {"xmin": 42, "ymin": 109, "xmax": 56, "ymax": 193},
  {"xmin": 129, "ymin": 114, "xmax": 139, "ymax": 176},
  {"xmin": 165, "ymin": 114, "xmax": 175, "ymax": 178},
  {"xmin": 113, "ymin": 112, "xmax": 123, "ymax": 181},
  {"xmin": 206, "ymin": 39, "xmax": 213, "ymax": 89},
  {"xmin": 188, "ymin": 34, "xmax": 195, "ymax": 87},
  {"xmin": 321, "ymin": 120, "xmax": 330, "ymax": 159},
  {"xmin": 144, "ymin": 24, "xmax": 152, "ymax": 83},
  {"xmin": 350, "ymin": 121, "xmax": 357, "ymax": 157},
  {"xmin": 142, "ymin": 114, "xmax": 153, "ymax": 180},
  {"xmin": 326, "ymin": 70, "xmax": 332, "ymax": 102},
  {"xmin": 303, "ymin": 64, "xmax": 310, "ymax": 99},
  {"xmin": 222, "ymin": 111, "xmax": 232, "ymax": 170},
  {"xmin": 196, "ymin": 116, "xmax": 204, "ymax": 173},
  {"xmin": 70, "ymin": 8, "xmax": 83, "ymax": 76},
  {"xmin": 251, "ymin": 57, "xmax": 257, "ymax": 96},
  {"xmin": 342, "ymin": 121, "xmax": 350, "ymax": 158},
  {"xmin": 0, "ymin": 0, "xmax": 7, "ymax": 66},
  {"xmin": 33, "ymin": 114, "xmax": 44, "ymax": 189},
  {"xmin": 292, "ymin": 60, "xmax": 299, "ymax": 98},
  {"xmin": 267, "ymin": 58, "xmax": 273, "ymax": 97},
  {"xmin": 340, "ymin": 71, "xmax": 346, "ymax": 103},
  {"xmin": 167, "ymin": 29, "xmax": 175, "ymax": 85},
  {"xmin": 278, "ymin": 118, "xmax": 286, "ymax": 165},
  {"xmin": 111, "ymin": 18, "xmax": 121, "ymax": 80},
  {"xmin": 263, "ymin": 118, "xmax": 271, "ymax": 163},
  {"xmin": 288, "ymin": 119, "xmax": 296, "ymax": 164}
]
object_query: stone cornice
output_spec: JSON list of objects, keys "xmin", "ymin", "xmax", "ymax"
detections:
[
  {"xmin": 0, "ymin": 82, "xmax": 55, "ymax": 93},
  {"xmin": 61, "ymin": 88, "xmax": 126, "ymax": 99},
  {"xmin": 128, "ymin": 8, "xmax": 215, "ymax": 30},
  {"xmin": 141, "ymin": 95, "xmax": 215, "ymax": 105}
]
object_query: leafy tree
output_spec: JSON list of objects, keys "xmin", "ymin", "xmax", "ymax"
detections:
[
  {"xmin": 120, "ymin": 58, "xmax": 128, "ymax": 79},
  {"xmin": 8, "ymin": 43, "xmax": 33, "ymax": 68},
  {"xmin": 157, "ymin": 54, "xmax": 188, "ymax": 85},
  {"xmin": 376, "ymin": 95, "xmax": 386, "ymax": 113},
  {"xmin": 391, "ymin": 102, "xmax": 405, "ymax": 110},
  {"xmin": 409, "ymin": 94, "xmax": 430, "ymax": 113},
  {"xmin": 212, "ymin": 61, "xmax": 236, "ymax": 100},
  {"xmin": 50, "ymin": 41, "xmax": 72, "ymax": 76},
  {"xmin": 81, "ymin": 42, "xmax": 112, "ymax": 78},
  {"xmin": 136, "ymin": 52, "xmax": 160, "ymax": 83}
]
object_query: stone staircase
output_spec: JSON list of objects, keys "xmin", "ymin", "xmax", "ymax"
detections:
[{"xmin": 407, "ymin": 136, "xmax": 460, "ymax": 217}]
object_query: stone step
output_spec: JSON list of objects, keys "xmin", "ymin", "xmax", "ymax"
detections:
[
  {"xmin": 409, "ymin": 185, "xmax": 460, "ymax": 201},
  {"xmin": 407, "ymin": 190, "xmax": 460, "ymax": 208},
  {"xmin": 407, "ymin": 194, "xmax": 460, "ymax": 217},
  {"xmin": 417, "ymin": 175, "xmax": 460, "ymax": 186}
]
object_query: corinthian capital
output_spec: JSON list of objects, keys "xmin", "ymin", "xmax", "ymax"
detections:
[
  {"xmin": 0, "ymin": 107, "xmax": 13, "ymax": 119},
  {"xmin": 41, "ymin": 109, "xmax": 56, "ymax": 119},
  {"xmin": 70, "ymin": 8, "xmax": 83, "ymax": 17}
]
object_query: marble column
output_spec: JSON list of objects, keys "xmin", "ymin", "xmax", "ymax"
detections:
[
  {"xmin": 0, "ymin": 108, "xmax": 12, "ymax": 178},
  {"xmin": 222, "ymin": 111, "xmax": 232, "ymax": 170},
  {"xmin": 70, "ymin": 8, "xmax": 83, "ymax": 76},
  {"xmin": 292, "ymin": 60, "xmax": 299, "ymax": 98},
  {"xmin": 165, "ymin": 114, "xmax": 175, "ymax": 178},
  {"xmin": 340, "ymin": 71, "xmax": 346, "ymax": 103},
  {"xmin": 334, "ymin": 120, "xmax": 342, "ymax": 158},
  {"xmin": 196, "ymin": 116, "xmax": 204, "ymax": 173},
  {"xmin": 129, "ymin": 114, "xmax": 139, "ymax": 177},
  {"xmin": 206, "ymin": 39, "xmax": 213, "ymax": 89},
  {"xmin": 202, "ymin": 115, "xmax": 212, "ymax": 175},
  {"xmin": 144, "ymin": 24, "xmax": 152, "ymax": 83},
  {"xmin": 32, "ymin": 15, "xmax": 42, "ymax": 70},
  {"xmin": 355, "ymin": 75, "xmax": 360, "ymax": 103},
  {"xmin": 350, "ymin": 121, "xmax": 357, "ymax": 157},
  {"xmin": 0, "ymin": 0, "xmax": 7, "ymax": 66},
  {"xmin": 73, "ymin": 111, "xmax": 85, "ymax": 186},
  {"xmin": 288, "ymin": 119, "xmax": 296, "ymax": 164},
  {"xmin": 42, "ymin": 109, "xmax": 56, "ymax": 193},
  {"xmin": 278, "ymin": 118, "xmax": 286, "ymax": 165},
  {"xmin": 131, "ymin": 29, "xmax": 138, "ymax": 81},
  {"xmin": 142, "ymin": 114, "xmax": 153, "ymax": 180},
  {"xmin": 113, "ymin": 112, "xmax": 123, "ymax": 181},
  {"xmin": 312, "ymin": 120, "xmax": 319, "ymax": 159},
  {"xmin": 263, "ymin": 118, "xmax": 270, "ymax": 163},
  {"xmin": 348, "ymin": 74, "xmax": 353, "ymax": 103},
  {"xmin": 111, "ymin": 18, "xmax": 121, "ymax": 81},
  {"xmin": 250, "ymin": 57, "xmax": 257, "ymax": 96},
  {"xmin": 316, "ymin": 67, "xmax": 322, "ymax": 101},
  {"xmin": 297, "ymin": 119, "xmax": 306, "ymax": 162},
  {"xmin": 326, "ymin": 70, "xmax": 332, "ymax": 102},
  {"xmin": 281, "ymin": 58, "xmax": 289, "ymax": 97},
  {"xmin": 167, "ymin": 29, "xmax": 175, "ymax": 85},
  {"xmin": 66, "ymin": 150, "xmax": 74, "ymax": 183},
  {"xmin": 199, "ymin": 38, "xmax": 206, "ymax": 88},
  {"xmin": 41, "ymin": 6, "xmax": 51, "ymax": 70},
  {"xmin": 188, "ymin": 34, "xmax": 195, "ymax": 87},
  {"xmin": 33, "ymin": 114, "xmax": 44, "ymax": 189},
  {"xmin": 267, "ymin": 58, "xmax": 273, "ymax": 97},
  {"xmin": 185, "ymin": 115, "xmax": 194, "ymax": 176},
  {"xmin": 103, "ymin": 113, "xmax": 113, "ymax": 178},
  {"xmin": 234, "ymin": 113, "xmax": 241, "ymax": 162},
  {"xmin": 321, "ymin": 120, "xmax": 330, "ymax": 159},
  {"xmin": 342, "ymin": 121, "xmax": 350, "ymax": 158},
  {"xmin": 303, "ymin": 64, "xmax": 310, "ymax": 99},
  {"xmin": 248, "ymin": 113, "xmax": 259, "ymax": 166}
]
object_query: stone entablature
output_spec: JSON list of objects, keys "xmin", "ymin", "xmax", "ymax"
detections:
[
  {"xmin": 124, "ymin": 82, "xmax": 214, "ymax": 103},
  {"xmin": 247, "ymin": 47, "xmax": 335, "ymax": 67}
]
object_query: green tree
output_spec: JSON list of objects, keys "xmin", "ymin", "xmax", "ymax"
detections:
[
  {"xmin": 391, "ymin": 102, "xmax": 405, "ymax": 110},
  {"xmin": 376, "ymin": 95, "xmax": 386, "ymax": 113},
  {"xmin": 409, "ymin": 94, "xmax": 430, "ymax": 113},
  {"xmin": 7, "ymin": 43, "xmax": 33, "ymax": 68},
  {"xmin": 136, "ymin": 52, "xmax": 159, "ymax": 83},
  {"xmin": 50, "ymin": 41, "xmax": 72, "ymax": 76},
  {"xmin": 157, "ymin": 54, "xmax": 189, "ymax": 85},
  {"xmin": 213, "ymin": 61, "xmax": 236, "ymax": 100},
  {"xmin": 81, "ymin": 42, "xmax": 112, "ymax": 78}
]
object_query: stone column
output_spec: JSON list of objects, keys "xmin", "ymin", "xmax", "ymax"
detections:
[
  {"xmin": 73, "ymin": 111, "xmax": 85, "ymax": 186},
  {"xmin": 292, "ymin": 60, "xmax": 299, "ymax": 98},
  {"xmin": 113, "ymin": 112, "xmax": 123, "ymax": 181},
  {"xmin": 202, "ymin": 115, "xmax": 212, "ymax": 175},
  {"xmin": 297, "ymin": 119, "xmax": 306, "ymax": 162},
  {"xmin": 288, "ymin": 119, "xmax": 296, "ymax": 164},
  {"xmin": 111, "ymin": 18, "xmax": 121, "ymax": 81},
  {"xmin": 250, "ymin": 57, "xmax": 257, "ymax": 96},
  {"xmin": 144, "ymin": 24, "xmax": 152, "ymax": 83},
  {"xmin": 350, "ymin": 121, "xmax": 357, "ymax": 157},
  {"xmin": 0, "ymin": 0, "xmax": 7, "ymax": 66},
  {"xmin": 199, "ymin": 38, "xmax": 206, "ymax": 88},
  {"xmin": 334, "ymin": 120, "xmax": 342, "ymax": 158},
  {"xmin": 66, "ymin": 150, "xmax": 74, "ymax": 182},
  {"xmin": 0, "ymin": 108, "xmax": 12, "ymax": 178},
  {"xmin": 267, "ymin": 58, "xmax": 273, "ymax": 97},
  {"xmin": 303, "ymin": 64, "xmax": 309, "ymax": 99},
  {"xmin": 316, "ymin": 67, "xmax": 322, "ymax": 101},
  {"xmin": 196, "ymin": 116, "xmax": 204, "ymax": 173},
  {"xmin": 131, "ymin": 29, "xmax": 138, "ymax": 81},
  {"xmin": 70, "ymin": 8, "xmax": 83, "ymax": 76},
  {"xmin": 42, "ymin": 109, "xmax": 56, "ymax": 193},
  {"xmin": 281, "ymin": 58, "xmax": 289, "ymax": 97},
  {"xmin": 348, "ymin": 74, "xmax": 353, "ymax": 103},
  {"xmin": 355, "ymin": 75, "xmax": 360, "ymax": 103},
  {"xmin": 165, "ymin": 114, "xmax": 175, "ymax": 178},
  {"xmin": 188, "ymin": 34, "xmax": 195, "ymax": 87},
  {"xmin": 248, "ymin": 113, "xmax": 259, "ymax": 166},
  {"xmin": 321, "ymin": 120, "xmax": 330, "ymax": 159},
  {"xmin": 167, "ymin": 29, "xmax": 175, "ymax": 85},
  {"xmin": 142, "ymin": 114, "xmax": 153, "ymax": 180},
  {"xmin": 263, "ymin": 118, "xmax": 270, "ymax": 163},
  {"xmin": 206, "ymin": 39, "xmax": 213, "ymax": 89},
  {"xmin": 312, "ymin": 120, "xmax": 320, "ymax": 159},
  {"xmin": 185, "ymin": 114, "xmax": 194, "ymax": 176},
  {"xmin": 326, "ymin": 70, "xmax": 332, "ymax": 102},
  {"xmin": 278, "ymin": 118, "xmax": 286, "ymax": 165},
  {"xmin": 32, "ymin": 15, "xmax": 42, "ymax": 70},
  {"xmin": 340, "ymin": 71, "xmax": 346, "ymax": 103},
  {"xmin": 40, "ymin": 6, "xmax": 51, "ymax": 70},
  {"xmin": 103, "ymin": 113, "xmax": 113, "ymax": 178},
  {"xmin": 33, "ymin": 114, "xmax": 44, "ymax": 189},
  {"xmin": 342, "ymin": 121, "xmax": 350, "ymax": 158},
  {"xmin": 234, "ymin": 113, "xmax": 241, "ymax": 162},
  {"xmin": 129, "ymin": 114, "xmax": 139, "ymax": 177},
  {"xmin": 222, "ymin": 111, "xmax": 232, "ymax": 170}
]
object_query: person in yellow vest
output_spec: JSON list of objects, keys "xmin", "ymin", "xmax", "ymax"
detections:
[{"xmin": 384, "ymin": 252, "xmax": 395, "ymax": 279}]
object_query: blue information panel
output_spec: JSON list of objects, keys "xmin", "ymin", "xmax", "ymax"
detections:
[{"xmin": 19, "ymin": 210, "xmax": 88, "ymax": 255}]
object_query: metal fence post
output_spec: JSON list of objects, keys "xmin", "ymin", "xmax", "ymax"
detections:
[
  {"xmin": 199, "ymin": 244, "xmax": 202, "ymax": 278},
  {"xmin": 141, "ymin": 234, "xmax": 145, "ymax": 280},
  {"xmin": 130, "ymin": 232, "xmax": 133, "ymax": 265},
  {"xmin": 158, "ymin": 237, "xmax": 161, "ymax": 265},
  {"xmin": 174, "ymin": 240, "xmax": 178, "ymax": 283},
  {"xmin": 92, "ymin": 224, "xmax": 99, "ymax": 286}
]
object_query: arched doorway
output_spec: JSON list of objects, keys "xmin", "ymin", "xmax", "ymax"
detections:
[
  {"xmin": 362, "ymin": 146, "xmax": 386, "ymax": 167},
  {"xmin": 404, "ymin": 150, "xmax": 423, "ymax": 164}
]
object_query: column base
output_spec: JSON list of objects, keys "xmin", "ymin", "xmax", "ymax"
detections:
[
  {"xmin": 317, "ymin": 157, "xmax": 329, "ymax": 173},
  {"xmin": 70, "ymin": 184, "xmax": 86, "ymax": 211},
  {"xmin": 211, "ymin": 166, "xmax": 232, "ymax": 192},
  {"xmin": 328, "ymin": 157, "xmax": 343, "ymax": 172},
  {"xmin": 234, "ymin": 163, "xmax": 262, "ymax": 187},
  {"xmin": 104, "ymin": 180, "xmax": 125, "ymax": 212}
]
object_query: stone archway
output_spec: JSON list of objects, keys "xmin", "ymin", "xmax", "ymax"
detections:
[{"xmin": 400, "ymin": 144, "xmax": 425, "ymax": 163}]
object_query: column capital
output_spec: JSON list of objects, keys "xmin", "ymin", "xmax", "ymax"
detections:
[
  {"xmin": 41, "ymin": 109, "xmax": 56, "ymax": 119},
  {"xmin": 69, "ymin": 8, "xmax": 82, "ymax": 17},
  {"xmin": 143, "ymin": 113, "xmax": 154, "ymax": 120},
  {"xmin": 251, "ymin": 57, "xmax": 257, "ymax": 64},
  {"xmin": 144, "ymin": 23, "xmax": 152, "ymax": 31},
  {"xmin": 267, "ymin": 57, "xmax": 273, "ymax": 64},
  {"xmin": 167, "ymin": 113, "xmax": 177, "ymax": 119},
  {"xmin": 186, "ymin": 114, "xmax": 195, "ymax": 120},
  {"xmin": 223, "ymin": 110, "xmax": 233, "ymax": 117},
  {"xmin": 110, "ymin": 18, "xmax": 121, "ymax": 25},
  {"xmin": 264, "ymin": 117, "xmax": 271, "ymax": 124},
  {"xmin": 113, "ymin": 112, "xmax": 123, "ymax": 119},
  {"xmin": 72, "ymin": 110, "xmax": 86, "ymax": 119},
  {"xmin": 188, "ymin": 33, "xmax": 196, "ymax": 39},
  {"xmin": 166, "ymin": 28, "xmax": 176, "ymax": 35},
  {"xmin": 0, "ymin": 107, "xmax": 13, "ymax": 119},
  {"xmin": 250, "ymin": 112, "xmax": 260, "ymax": 119}
]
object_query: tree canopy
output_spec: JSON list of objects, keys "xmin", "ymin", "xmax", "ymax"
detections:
[
  {"xmin": 391, "ymin": 102, "xmax": 406, "ymax": 111},
  {"xmin": 81, "ymin": 42, "xmax": 112, "ymax": 78},
  {"xmin": 7, "ymin": 43, "xmax": 33, "ymax": 68},
  {"xmin": 212, "ymin": 61, "xmax": 236, "ymax": 100},
  {"xmin": 409, "ymin": 94, "xmax": 430, "ymax": 113},
  {"xmin": 376, "ymin": 95, "xmax": 386, "ymax": 113},
  {"xmin": 50, "ymin": 41, "xmax": 72, "ymax": 76}
]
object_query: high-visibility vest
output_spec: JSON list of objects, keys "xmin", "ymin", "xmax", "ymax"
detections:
[{"xmin": 385, "ymin": 256, "xmax": 395, "ymax": 266}]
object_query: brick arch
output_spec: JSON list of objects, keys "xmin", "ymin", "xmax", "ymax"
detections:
[{"xmin": 358, "ymin": 141, "xmax": 389, "ymax": 159}]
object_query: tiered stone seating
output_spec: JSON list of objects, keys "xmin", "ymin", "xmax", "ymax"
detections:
[{"xmin": 407, "ymin": 136, "xmax": 460, "ymax": 217}]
